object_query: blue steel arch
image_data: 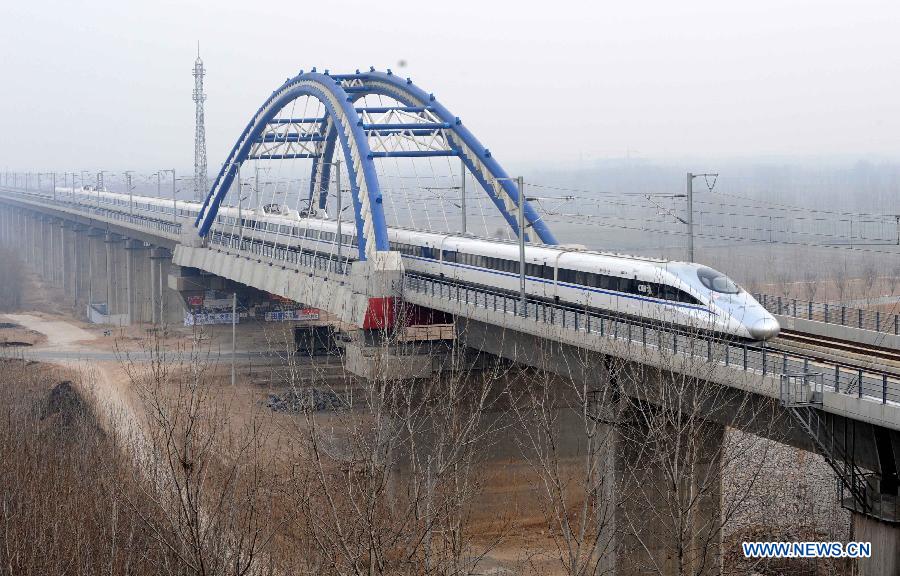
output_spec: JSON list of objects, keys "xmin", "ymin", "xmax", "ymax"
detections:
[
  {"xmin": 196, "ymin": 69, "xmax": 558, "ymax": 261},
  {"xmin": 195, "ymin": 72, "xmax": 389, "ymax": 259},
  {"xmin": 324, "ymin": 69, "xmax": 558, "ymax": 245}
]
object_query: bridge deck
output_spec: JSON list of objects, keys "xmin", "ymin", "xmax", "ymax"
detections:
[{"xmin": 1, "ymin": 186, "xmax": 898, "ymax": 431}]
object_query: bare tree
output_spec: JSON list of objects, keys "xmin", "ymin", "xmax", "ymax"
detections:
[
  {"xmin": 284, "ymin": 324, "xmax": 506, "ymax": 575},
  {"xmin": 120, "ymin": 329, "xmax": 285, "ymax": 576},
  {"xmin": 507, "ymin": 345, "xmax": 621, "ymax": 576},
  {"xmin": 609, "ymin": 329, "xmax": 781, "ymax": 576},
  {"xmin": 888, "ymin": 263, "xmax": 900, "ymax": 296},
  {"xmin": 802, "ymin": 264, "xmax": 820, "ymax": 304},
  {"xmin": 832, "ymin": 260, "xmax": 854, "ymax": 306},
  {"xmin": 860, "ymin": 263, "xmax": 879, "ymax": 308}
]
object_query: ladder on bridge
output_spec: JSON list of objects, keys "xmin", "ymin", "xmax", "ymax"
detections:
[{"xmin": 780, "ymin": 372, "xmax": 872, "ymax": 514}]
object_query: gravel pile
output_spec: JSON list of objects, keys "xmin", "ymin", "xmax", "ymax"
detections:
[{"xmin": 266, "ymin": 388, "xmax": 348, "ymax": 413}]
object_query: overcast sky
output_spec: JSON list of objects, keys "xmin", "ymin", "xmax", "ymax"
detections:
[{"xmin": 2, "ymin": 0, "xmax": 899, "ymax": 172}]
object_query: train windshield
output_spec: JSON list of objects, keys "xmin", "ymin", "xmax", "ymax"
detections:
[{"xmin": 696, "ymin": 267, "xmax": 740, "ymax": 294}]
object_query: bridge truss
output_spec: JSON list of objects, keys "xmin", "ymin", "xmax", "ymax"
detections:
[{"xmin": 195, "ymin": 68, "xmax": 559, "ymax": 260}]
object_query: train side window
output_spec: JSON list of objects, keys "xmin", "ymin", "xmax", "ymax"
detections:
[
  {"xmin": 443, "ymin": 251, "xmax": 457, "ymax": 263},
  {"xmin": 560, "ymin": 269, "xmax": 572, "ymax": 284},
  {"xmin": 677, "ymin": 289, "xmax": 699, "ymax": 304},
  {"xmin": 618, "ymin": 278, "xmax": 634, "ymax": 293}
]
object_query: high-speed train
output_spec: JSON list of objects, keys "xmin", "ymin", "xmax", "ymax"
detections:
[{"xmin": 52, "ymin": 187, "xmax": 780, "ymax": 341}]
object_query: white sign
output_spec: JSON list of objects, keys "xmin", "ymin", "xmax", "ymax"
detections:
[
  {"xmin": 184, "ymin": 312, "xmax": 239, "ymax": 326},
  {"xmin": 264, "ymin": 309, "xmax": 320, "ymax": 322}
]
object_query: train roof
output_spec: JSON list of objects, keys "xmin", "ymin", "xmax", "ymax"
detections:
[{"xmin": 96, "ymin": 191, "xmax": 679, "ymax": 267}]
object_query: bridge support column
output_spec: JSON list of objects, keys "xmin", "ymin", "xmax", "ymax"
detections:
[
  {"xmin": 851, "ymin": 512, "xmax": 899, "ymax": 576},
  {"xmin": 87, "ymin": 229, "xmax": 106, "ymax": 315},
  {"xmin": 3, "ymin": 207, "xmax": 10, "ymax": 247},
  {"xmin": 158, "ymin": 253, "xmax": 184, "ymax": 325},
  {"xmin": 0, "ymin": 206, "xmax": 9, "ymax": 247},
  {"xmin": 106, "ymin": 233, "xmax": 127, "ymax": 318},
  {"xmin": 39, "ymin": 216, "xmax": 49, "ymax": 280},
  {"xmin": 71, "ymin": 226, "xmax": 87, "ymax": 311},
  {"xmin": 456, "ymin": 317, "xmax": 727, "ymax": 575},
  {"xmin": 149, "ymin": 248, "xmax": 166, "ymax": 325},
  {"xmin": 124, "ymin": 239, "xmax": 151, "ymax": 325},
  {"xmin": 32, "ymin": 214, "xmax": 39, "ymax": 268},
  {"xmin": 57, "ymin": 220, "xmax": 68, "ymax": 290},
  {"xmin": 45, "ymin": 217, "xmax": 54, "ymax": 283},
  {"xmin": 28, "ymin": 214, "xmax": 37, "ymax": 267},
  {"xmin": 51, "ymin": 218, "xmax": 61, "ymax": 286},
  {"xmin": 614, "ymin": 417, "xmax": 724, "ymax": 576}
]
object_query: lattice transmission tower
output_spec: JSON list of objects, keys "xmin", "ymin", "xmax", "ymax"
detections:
[{"xmin": 192, "ymin": 45, "xmax": 208, "ymax": 202}]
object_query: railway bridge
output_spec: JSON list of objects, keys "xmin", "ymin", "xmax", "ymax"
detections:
[{"xmin": 1, "ymin": 68, "xmax": 898, "ymax": 574}]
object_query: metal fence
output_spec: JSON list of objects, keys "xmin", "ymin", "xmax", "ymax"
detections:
[
  {"xmin": 406, "ymin": 274, "xmax": 900, "ymax": 405},
  {"xmin": 0, "ymin": 189, "xmax": 183, "ymax": 236},
  {"xmin": 5, "ymin": 188, "xmax": 900, "ymax": 405},
  {"xmin": 208, "ymin": 231, "xmax": 350, "ymax": 276},
  {"xmin": 756, "ymin": 293, "xmax": 900, "ymax": 336}
]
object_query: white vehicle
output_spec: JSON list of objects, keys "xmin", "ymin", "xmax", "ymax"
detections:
[{"xmin": 53, "ymin": 187, "xmax": 780, "ymax": 341}]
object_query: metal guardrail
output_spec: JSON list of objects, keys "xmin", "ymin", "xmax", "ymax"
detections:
[
  {"xmin": 406, "ymin": 274, "xmax": 900, "ymax": 405},
  {"xmin": 756, "ymin": 293, "xmax": 900, "ymax": 336},
  {"xmin": 207, "ymin": 231, "xmax": 350, "ymax": 276},
  {"xmin": 0, "ymin": 189, "xmax": 351, "ymax": 274},
  {"xmin": 4, "ymin": 188, "xmax": 900, "ymax": 405},
  {"xmin": 0, "ymin": 189, "xmax": 183, "ymax": 236}
]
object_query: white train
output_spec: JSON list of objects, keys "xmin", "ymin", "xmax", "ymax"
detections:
[{"xmin": 52, "ymin": 187, "xmax": 781, "ymax": 341}]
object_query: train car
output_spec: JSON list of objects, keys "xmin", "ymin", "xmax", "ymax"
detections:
[{"xmin": 53, "ymin": 188, "xmax": 780, "ymax": 341}]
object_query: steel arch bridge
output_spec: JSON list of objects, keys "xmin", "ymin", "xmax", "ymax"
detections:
[{"xmin": 194, "ymin": 68, "xmax": 558, "ymax": 260}]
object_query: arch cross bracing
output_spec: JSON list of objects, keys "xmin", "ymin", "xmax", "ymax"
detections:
[{"xmin": 195, "ymin": 68, "xmax": 558, "ymax": 260}]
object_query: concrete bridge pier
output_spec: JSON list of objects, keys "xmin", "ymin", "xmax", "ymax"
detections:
[
  {"xmin": 614, "ymin": 416, "xmax": 725, "ymax": 576},
  {"xmin": 0, "ymin": 205, "xmax": 11, "ymax": 247},
  {"xmin": 60, "ymin": 222, "xmax": 73, "ymax": 296},
  {"xmin": 55, "ymin": 219, "xmax": 67, "ymax": 289},
  {"xmin": 105, "ymin": 233, "xmax": 125, "ymax": 317},
  {"xmin": 124, "ymin": 239, "xmax": 152, "ymax": 325},
  {"xmin": 49, "ymin": 218, "xmax": 61, "ymax": 287},
  {"xmin": 149, "ymin": 247, "xmax": 167, "ymax": 325},
  {"xmin": 154, "ymin": 249, "xmax": 183, "ymax": 325},
  {"xmin": 38, "ymin": 216, "xmax": 49, "ymax": 281},
  {"xmin": 71, "ymin": 225, "xmax": 90, "ymax": 310},
  {"xmin": 852, "ymin": 513, "xmax": 899, "ymax": 576},
  {"xmin": 44, "ymin": 216, "xmax": 55, "ymax": 284},
  {"xmin": 87, "ymin": 229, "xmax": 107, "ymax": 312},
  {"xmin": 28, "ymin": 213, "xmax": 38, "ymax": 267},
  {"xmin": 457, "ymin": 318, "xmax": 727, "ymax": 575}
]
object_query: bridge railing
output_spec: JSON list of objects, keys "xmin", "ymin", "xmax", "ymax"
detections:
[
  {"xmin": 406, "ymin": 274, "xmax": 899, "ymax": 405},
  {"xmin": 0, "ymin": 188, "xmax": 182, "ymax": 236},
  {"xmin": 756, "ymin": 293, "xmax": 900, "ymax": 336},
  {"xmin": 207, "ymin": 230, "xmax": 350, "ymax": 276}
]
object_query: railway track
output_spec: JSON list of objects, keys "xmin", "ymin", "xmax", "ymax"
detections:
[
  {"xmin": 770, "ymin": 329, "xmax": 900, "ymax": 376},
  {"xmin": 777, "ymin": 330, "xmax": 900, "ymax": 362}
]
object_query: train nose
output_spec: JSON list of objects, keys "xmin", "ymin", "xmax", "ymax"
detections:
[{"xmin": 748, "ymin": 317, "xmax": 780, "ymax": 341}]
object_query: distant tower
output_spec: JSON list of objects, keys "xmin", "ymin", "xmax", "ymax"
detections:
[{"xmin": 192, "ymin": 45, "xmax": 208, "ymax": 202}]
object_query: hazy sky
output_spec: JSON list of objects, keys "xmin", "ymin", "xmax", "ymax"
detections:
[{"xmin": 2, "ymin": 0, "xmax": 899, "ymax": 172}]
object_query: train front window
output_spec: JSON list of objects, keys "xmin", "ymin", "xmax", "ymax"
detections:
[{"xmin": 696, "ymin": 267, "xmax": 740, "ymax": 294}]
